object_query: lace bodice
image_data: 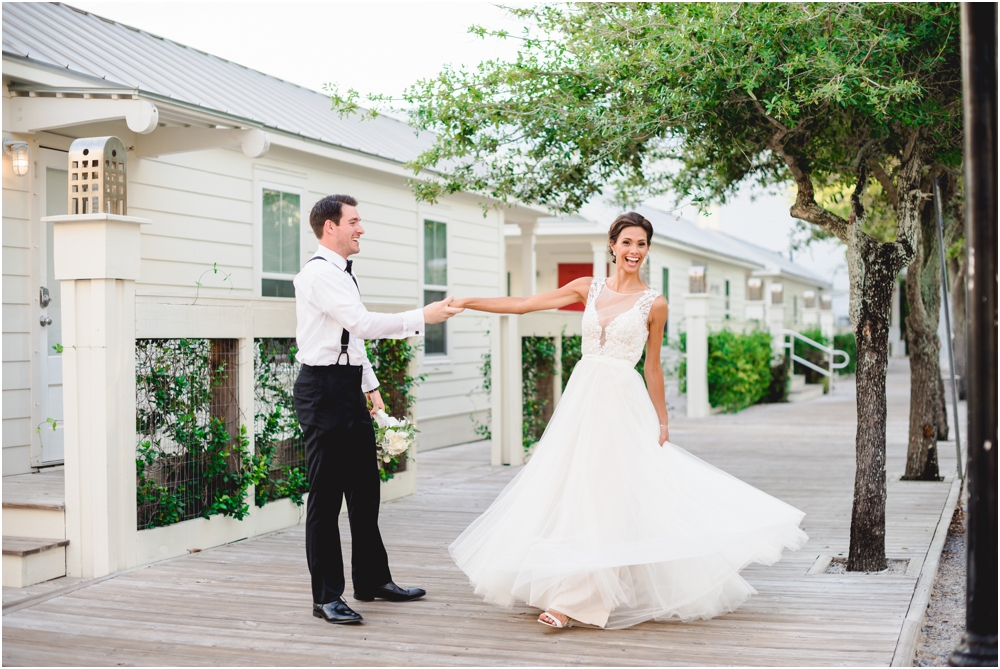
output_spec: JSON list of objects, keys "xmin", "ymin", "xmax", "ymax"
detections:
[{"xmin": 581, "ymin": 278, "xmax": 660, "ymax": 365}]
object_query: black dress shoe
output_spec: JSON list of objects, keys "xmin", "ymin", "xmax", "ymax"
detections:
[
  {"xmin": 313, "ymin": 598, "xmax": 363, "ymax": 624},
  {"xmin": 353, "ymin": 581, "xmax": 426, "ymax": 602}
]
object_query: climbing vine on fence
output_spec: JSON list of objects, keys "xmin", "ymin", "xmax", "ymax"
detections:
[
  {"xmin": 521, "ymin": 336, "xmax": 557, "ymax": 451},
  {"xmin": 135, "ymin": 339, "xmax": 252, "ymax": 529},
  {"xmin": 253, "ymin": 339, "xmax": 308, "ymax": 506}
]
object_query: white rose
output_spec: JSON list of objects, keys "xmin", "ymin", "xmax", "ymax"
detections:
[{"xmin": 386, "ymin": 430, "xmax": 411, "ymax": 456}]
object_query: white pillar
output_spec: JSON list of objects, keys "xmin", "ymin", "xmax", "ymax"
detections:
[
  {"xmin": 591, "ymin": 241, "xmax": 608, "ymax": 279},
  {"xmin": 745, "ymin": 300, "xmax": 765, "ymax": 322},
  {"xmin": 491, "ymin": 314, "xmax": 524, "ymax": 466},
  {"xmin": 769, "ymin": 303, "xmax": 787, "ymax": 357},
  {"xmin": 820, "ymin": 308, "xmax": 835, "ymax": 341},
  {"xmin": 46, "ymin": 213, "xmax": 149, "ymax": 579},
  {"xmin": 518, "ymin": 221, "xmax": 537, "ymax": 297},
  {"xmin": 684, "ymin": 294, "xmax": 710, "ymax": 418},
  {"xmin": 802, "ymin": 307, "xmax": 819, "ymax": 327}
]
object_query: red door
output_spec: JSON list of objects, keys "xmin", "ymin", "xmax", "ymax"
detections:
[{"xmin": 557, "ymin": 263, "xmax": 606, "ymax": 311}]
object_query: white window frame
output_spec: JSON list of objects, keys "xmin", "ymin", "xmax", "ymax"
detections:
[
  {"xmin": 254, "ymin": 175, "xmax": 306, "ymax": 298},
  {"xmin": 421, "ymin": 216, "xmax": 451, "ymax": 360}
]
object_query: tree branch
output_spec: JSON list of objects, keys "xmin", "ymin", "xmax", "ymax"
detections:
[
  {"xmin": 766, "ymin": 132, "xmax": 850, "ymax": 243},
  {"xmin": 868, "ymin": 159, "xmax": 899, "ymax": 209}
]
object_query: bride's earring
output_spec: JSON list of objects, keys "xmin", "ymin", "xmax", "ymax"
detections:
[{"xmin": 609, "ymin": 248, "xmax": 616, "ymax": 262}]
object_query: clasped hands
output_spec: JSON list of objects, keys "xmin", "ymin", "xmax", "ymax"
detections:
[{"xmin": 422, "ymin": 296, "xmax": 464, "ymax": 324}]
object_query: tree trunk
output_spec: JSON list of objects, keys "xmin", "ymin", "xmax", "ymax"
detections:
[
  {"xmin": 846, "ymin": 235, "xmax": 895, "ymax": 572},
  {"xmin": 904, "ymin": 173, "xmax": 960, "ymax": 479},
  {"xmin": 903, "ymin": 193, "xmax": 944, "ymax": 479},
  {"xmin": 844, "ymin": 153, "xmax": 921, "ymax": 572}
]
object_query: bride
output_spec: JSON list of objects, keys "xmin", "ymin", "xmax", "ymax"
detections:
[{"xmin": 448, "ymin": 212, "xmax": 809, "ymax": 630}]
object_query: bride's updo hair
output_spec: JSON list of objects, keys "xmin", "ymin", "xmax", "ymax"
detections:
[{"xmin": 608, "ymin": 212, "xmax": 653, "ymax": 263}]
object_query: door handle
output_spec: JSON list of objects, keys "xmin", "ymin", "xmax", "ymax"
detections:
[{"xmin": 40, "ymin": 315, "xmax": 52, "ymax": 327}]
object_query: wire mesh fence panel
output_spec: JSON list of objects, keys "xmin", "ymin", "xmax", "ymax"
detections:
[
  {"xmin": 254, "ymin": 338, "xmax": 308, "ymax": 506},
  {"xmin": 135, "ymin": 339, "xmax": 251, "ymax": 529}
]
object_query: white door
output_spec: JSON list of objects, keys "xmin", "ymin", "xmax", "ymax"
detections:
[{"xmin": 34, "ymin": 148, "xmax": 67, "ymax": 465}]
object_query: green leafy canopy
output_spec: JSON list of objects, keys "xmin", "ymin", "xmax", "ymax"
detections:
[{"xmin": 336, "ymin": 3, "xmax": 961, "ymax": 219}]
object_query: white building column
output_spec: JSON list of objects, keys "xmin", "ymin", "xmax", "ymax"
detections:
[
  {"xmin": 684, "ymin": 294, "xmax": 710, "ymax": 418},
  {"xmin": 46, "ymin": 212, "xmax": 149, "ymax": 579},
  {"xmin": 491, "ymin": 314, "xmax": 524, "ymax": 466},
  {"xmin": 769, "ymin": 303, "xmax": 787, "ymax": 357},
  {"xmin": 591, "ymin": 241, "xmax": 608, "ymax": 279},
  {"xmin": 820, "ymin": 300, "xmax": 835, "ymax": 341},
  {"xmin": 518, "ymin": 221, "xmax": 537, "ymax": 297}
]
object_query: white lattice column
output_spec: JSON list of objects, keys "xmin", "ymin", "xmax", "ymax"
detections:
[
  {"xmin": 684, "ymin": 294, "xmax": 710, "ymax": 418},
  {"xmin": 46, "ymin": 213, "xmax": 148, "ymax": 579}
]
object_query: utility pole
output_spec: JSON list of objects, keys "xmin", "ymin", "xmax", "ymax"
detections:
[{"xmin": 950, "ymin": 3, "xmax": 998, "ymax": 666}]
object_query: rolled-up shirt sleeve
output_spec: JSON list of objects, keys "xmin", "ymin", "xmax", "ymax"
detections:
[{"xmin": 309, "ymin": 269, "xmax": 425, "ymax": 339}]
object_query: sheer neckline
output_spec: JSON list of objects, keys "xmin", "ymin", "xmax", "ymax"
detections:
[{"xmin": 602, "ymin": 279, "xmax": 652, "ymax": 296}]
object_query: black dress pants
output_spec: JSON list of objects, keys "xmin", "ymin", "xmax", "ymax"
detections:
[{"xmin": 293, "ymin": 363, "xmax": 391, "ymax": 604}]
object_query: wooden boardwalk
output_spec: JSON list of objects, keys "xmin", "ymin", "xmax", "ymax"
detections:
[{"xmin": 2, "ymin": 360, "xmax": 961, "ymax": 666}]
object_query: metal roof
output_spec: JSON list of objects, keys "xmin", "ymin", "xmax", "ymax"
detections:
[
  {"xmin": 635, "ymin": 206, "xmax": 768, "ymax": 269},
  {"xmin": 713, "ymin": 232, "xmax": 833, "ymax": 288},
  {"xmin": 2, "ymin": 2, "xmax": 436, "ymax": 164}
]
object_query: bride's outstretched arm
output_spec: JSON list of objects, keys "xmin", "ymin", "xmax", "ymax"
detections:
[
  {"xmin": 452, "ymin": 277, "xmax": 591, "ymax": 314},
  {"xmin": 644, "ymin": 296, "xmax": 670, "ymax": 445}
]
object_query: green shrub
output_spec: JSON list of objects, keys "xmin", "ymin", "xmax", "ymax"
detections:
[
  {"xmin": 833, "ymin": 332, "xmax": 858, "ymax": 375},
  {"xmin": 762, "ymin": 353, "xmax": 791, "ymax": 403},
  {"xmin": 678, "ymin": 329, "xmax": 774, "ymax": 412},
  {"xmin": 708, "ymin": 329, "xmax": 774, "ymax": 412}
]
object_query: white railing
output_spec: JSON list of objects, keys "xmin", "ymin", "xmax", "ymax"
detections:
[{"xmin": 780, "ymin": 328, "xmax": 850, "ymax": 379}]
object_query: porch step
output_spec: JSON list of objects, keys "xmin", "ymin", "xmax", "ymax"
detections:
[
  {"xmin": 2, "ymin": 536, "xmax": 68, "ymax": 587},
  {"xmin": 2, "ymin": 467, "xmax": 67, "ymax": 587},
  {"xmin": 790, "ymin": 373, "xmax": 808, "ymax": 391},
  {"xmin": 787, "ymin": 383, "xmax": 825, "ymax": 403}
]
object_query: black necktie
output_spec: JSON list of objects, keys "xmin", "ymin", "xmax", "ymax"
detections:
[{"xmin": 344, "ymin": 259, "xmax": 359, "ymax": 292}]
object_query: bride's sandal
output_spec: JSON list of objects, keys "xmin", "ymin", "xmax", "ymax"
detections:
[{"xmin": 538, "ymin": 610, "xmax": 572, "ymax": 629}]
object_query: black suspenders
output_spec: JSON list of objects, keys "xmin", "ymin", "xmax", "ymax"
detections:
[{"xmin": 307, "ymin": 255, "xmax": 355, "ymax": 366}]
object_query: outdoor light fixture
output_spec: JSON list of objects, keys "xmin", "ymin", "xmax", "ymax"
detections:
[
  {"xmin": 3, "ymin": 138, "xmax": 29, "ymax": 177},
  {"xmin": 67, "ymin": 136, "xmax": 127, "ymax": 215},
  {"xmin": 688, "ymin": 264, "xmax": 707, "ymax": 294},
  {"xmin": 770, "ymin": 283, "xmax": 784, "ymax": 304}
]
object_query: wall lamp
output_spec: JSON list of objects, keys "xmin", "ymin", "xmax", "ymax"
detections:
[{"xmin": 3, "ymin": 138, "xmax": 29, "ymax": 177}]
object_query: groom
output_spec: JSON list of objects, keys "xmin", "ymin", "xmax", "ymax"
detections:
[{"xmin": 293, "ymin": 194, "xmax": 462, "ymax": 624}]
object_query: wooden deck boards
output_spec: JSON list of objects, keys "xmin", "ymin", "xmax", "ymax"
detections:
[{"xmin": 2, "ymin": 359, "xmax": 961, "ymax": 666}]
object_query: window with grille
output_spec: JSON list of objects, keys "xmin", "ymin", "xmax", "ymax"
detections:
[
  {"xmin": 423, "ymin": 219, "xmax": 448, "ymax": 355},
  {"xmin": 261, "ymin": 188, "xmax": 301, "ymax": 297}
]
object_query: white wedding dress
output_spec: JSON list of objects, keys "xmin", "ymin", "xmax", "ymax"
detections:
[{"xmin": 449, "ymin": 277, "xmax": 809, "ymax": 629}]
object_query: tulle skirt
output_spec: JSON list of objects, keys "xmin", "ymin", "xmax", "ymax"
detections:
[{"xmin": 449, "ymin": 354, "xmax": 808, "ymax": 629}]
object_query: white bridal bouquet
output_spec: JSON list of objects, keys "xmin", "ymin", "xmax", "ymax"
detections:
[{"xmin": 373, "ymin": 410, "xmax": 417, "ymax": 477}]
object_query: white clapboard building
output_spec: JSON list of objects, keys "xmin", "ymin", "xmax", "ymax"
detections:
[{"xmin": 2, "ymin": 2, "xmax": 543, "ymax": 477}]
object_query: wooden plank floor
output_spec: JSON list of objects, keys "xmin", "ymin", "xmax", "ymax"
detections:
[{"xmin": 2, "ymin": 359, "xmax": 961, "ymax": 666}]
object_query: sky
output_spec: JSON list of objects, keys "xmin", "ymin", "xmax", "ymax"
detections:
[{"xmin": 69, "ymin": 1, "xmax": 850, "ymax": 314}]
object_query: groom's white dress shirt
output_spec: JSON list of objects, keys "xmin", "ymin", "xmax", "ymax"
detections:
[{"xmin": 293, "ymin": 244, "xmax": 424, "ymax": 393}]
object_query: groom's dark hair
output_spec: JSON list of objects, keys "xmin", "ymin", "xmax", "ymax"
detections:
[{"xmin": 310, "ymin": 194, "xmax": 359, "ymax": 238}]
